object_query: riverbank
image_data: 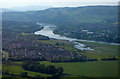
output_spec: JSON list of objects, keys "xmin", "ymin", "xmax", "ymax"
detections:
[
  {"xmin": 34, "ymin": 24, "xmax": 119, "ymax": 52},
  {"xmin": 34, "ymin": 24, "xmax": 119, "ymax": 60},
  {"xmin": 34, "ymin": 25, "xmax": 94, "ymax": 50}
]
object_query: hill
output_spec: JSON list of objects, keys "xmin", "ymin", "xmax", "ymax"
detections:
[
  {"xmin": 2, "ymin": 6, "xmax": 118, "ymax": 24},
  {"xmin": 9, "ymin": 5, "xmax": 52, "ymax": 11},
  {"xmin": 2, "ymin": 6, "xmax": 119, "ymax": 43},
  {"xmin": 2, "ymin": 8, "xmax": 17, "ymax": 12}
]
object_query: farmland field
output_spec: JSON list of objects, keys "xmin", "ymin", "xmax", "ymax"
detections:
[
  {"xmin": 2, "ymin": 39, "xmax": 119, "ymax": 78},
  {"xmin": 2, "ymin": 63, "xmax": 51, "ymax": 78},
  {"xmin": 3, "ymin": 60, "xmax": 118, "ymax": 78},
  {"xmin": 40, "ymin": 61, "xmax": 118, "ymax": 77}
]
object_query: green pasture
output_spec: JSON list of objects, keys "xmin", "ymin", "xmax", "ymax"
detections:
[
  {"xmin": 39, "ymin": 61, "xmax": 118, "ymax": 77},
  {"xmin": 77, "ymin": 41, "xmax": 119, "ymax": 53},
  {"xmin": 2, "ymin": 60, "xmax": 118, "ymax": 78},
  {"xmin": 77, "ymin": 41, "xmax": 119, "ymax": 59},
  {"xmin": 2, "ymin": 64, "xmax": 51, "ymax": 78},
  {"xmin": 36, "ymin": 39, "xmax": 78, "ymax": 52}
]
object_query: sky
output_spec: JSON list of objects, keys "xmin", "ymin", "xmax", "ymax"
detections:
[{"xmin": 0, "ymin": 0, "xmax": 119, "ymax": 8}]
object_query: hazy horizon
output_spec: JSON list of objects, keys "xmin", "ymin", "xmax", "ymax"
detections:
[{"xmin": 0, "ymin": 0, "xmax": 119, "ymax": 8}]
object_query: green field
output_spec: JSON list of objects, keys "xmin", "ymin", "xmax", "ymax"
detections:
[
  {"xmin": 77, "ymin": 41, "xmax": 119, "ymax": 53},
  {"xmin": 2, "ymin": 63, "xmax": 51, "ymax": 78},
  {"xmin": 36, "ymin": 39, "xmax": 78, "ymax": 52},
  {"xmin": 77, "ymin": 41, "xmax": 119, "ymax": 59},
  {"xmin": 39, "ymin": 61, "xmax": 118, "ymax": 77},
  {"xmin": 6, "ymin": 60, "xmax": 118, "ymax": 77},
  {"xmin": 2, "ymin": 40, "xmax": 119, "ymax": 78},
  {"xmin": 36, "ymin": 39, "xmax": 119, "ymax": 59}
]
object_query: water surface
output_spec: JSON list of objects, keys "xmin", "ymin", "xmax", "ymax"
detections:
[{"xmin": 35, "ymin": 25, "xmax": 94, "ymax": 50}]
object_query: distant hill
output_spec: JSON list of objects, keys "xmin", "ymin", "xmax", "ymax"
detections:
[
  {"xmin": 2, "ymin": 6, "xmax": 119, "ymax": 43},
  {"xmin": 2, "ymin": 6, "xmax": 118, "ymax": 24},
  {"xmin": 2, "ymin": 8, "xmax": 17, "ymax": 12},
  {"xmin": 9, "ymin": 5, "xmax": 52, "ymax": 11}
]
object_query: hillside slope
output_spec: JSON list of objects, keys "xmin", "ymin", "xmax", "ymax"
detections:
[{"xmin": 2, "ymin": 6, "xmax": 118, "ymax": 24}]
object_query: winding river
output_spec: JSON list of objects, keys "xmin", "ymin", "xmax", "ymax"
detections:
[{"xmin": 34, "ymin": 24, "xmax": 119, "ymax": 51}]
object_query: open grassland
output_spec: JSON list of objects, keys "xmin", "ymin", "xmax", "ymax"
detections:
[
  {"xmin": 2, "ymin": 40, "xmax": 119, "ymax": 78},
  {"xmin": 77, "ymin": 41, "xmax": 119, "ymax": 59},
  {"xmin": 77, "ymin": 41, "xmax": 119, "ymax": 53},
  {"xmin": 36, "ymin": 39, "xmax": 78, "ymax": 52},
  {"xmin": 3, "ymin": 60, "xmax": 118, "ymax": 78},
  {"xmin": 39, "ymin": 61, "xmax": 118, "ymax": 77},
  {"xmin": 36, "ymin": 39, "xmax": 119, "ymax": 60},
  {"xmin": 2, "ymin": 64, "xmax": 51, "ymax": 78}
]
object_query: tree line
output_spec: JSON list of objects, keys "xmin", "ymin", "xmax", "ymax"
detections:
[{"xmin": 22, "ymin": 61, "xmax": 63, "ymax": 75}]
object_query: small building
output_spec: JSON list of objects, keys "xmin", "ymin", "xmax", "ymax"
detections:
[{"xmin": 82, "ymin": 30, "xmax": 88, "ymax": 32}]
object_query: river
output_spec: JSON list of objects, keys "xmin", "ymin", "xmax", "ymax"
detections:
[{"xmin": 34, "ymin": 24, "xmax": 119, "ymax": 51}]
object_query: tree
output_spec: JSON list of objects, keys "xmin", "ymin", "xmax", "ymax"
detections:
[
  {"xmin": 22, "ymin": 61, "xmax": 31, "ymax": 70},
  {"xmin": 57, "ymin": 67, "xmax": 63, "ymax": 74},
  {"xmin": 28, "ymin": 64, "xmax": 35, "ymax": 71},
  {"xmin": 21, "ymin": 72, "xmax": 28, "ymax": 77},
  {"xmin": 38, "ymin": 64, "xmax": 46, "ymax": 73},
  {"xmin": 46, "ymin": 66, "xmax": 57, "ymax": 74}
]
